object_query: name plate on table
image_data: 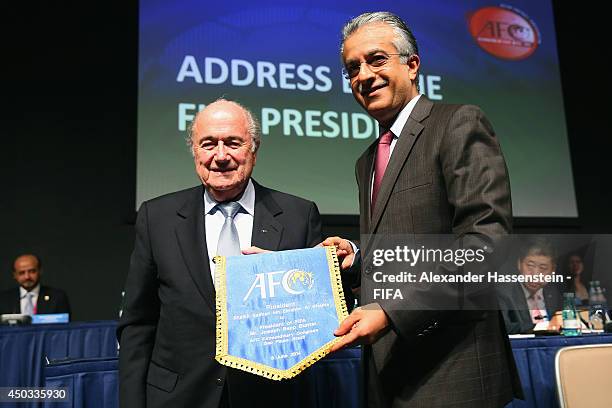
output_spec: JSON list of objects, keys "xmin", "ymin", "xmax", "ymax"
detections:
[
  {"xmin": 32, "ymin": 313, "xmax": 69, "ymax": 324},
  {"xmin": 215, "ymin": 246, "xmax": 348, "ymax": 380}
]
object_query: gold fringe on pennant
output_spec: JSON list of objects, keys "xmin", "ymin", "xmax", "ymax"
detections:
[
  {"xmin": 215, "ymin": 247, "xmax": 349, "ymax": 380},
  {"xmin": 214, "ymin": 255, "xmax": 229, "ymax": 372},
  {"xmin": 325, "ymin": 245, "xmax": 350, "ymax": 325}
]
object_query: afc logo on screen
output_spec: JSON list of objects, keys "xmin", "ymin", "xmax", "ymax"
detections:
[
  {"xmin": 243, "ymin": 269, "xmax": 314, "ymax": 302},
  {"xmin": 468, "ymin": 5, "xmax": 540, "ymax": 60}
]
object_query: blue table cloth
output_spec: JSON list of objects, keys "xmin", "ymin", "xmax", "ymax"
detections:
[
  {"xmin": 43, "ymin": 357, "xmax": 118, "ymax": 408},
  {"xmin": 507, "ymin": 333, "xmax": 612, "ymax": 408},
  {"xmin": 4, "ymin": 319, "xmax": 611, "ymax": 408},
  {"xmin": 307, "ymin": 347, "xmax": 361, "ymax": 408},
  {"xmin": 42, "ymin": 333, "xmax": 612, "ymax": 408},
  {"xmin": 0, "ymin": 320, "xmax": 117, "ymax": 408},
  {"xmin": 43, "ymin": 348, "xmax": 361, "ymax": 408}
]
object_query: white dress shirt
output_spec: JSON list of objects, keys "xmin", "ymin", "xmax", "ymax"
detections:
[
  {"xmin": 20, "ymin": 284, "xmax": 40, "ymax": 314},
  {"xmin": 204, "ymin": 179, "xmax": 255, "ymax": 283}
]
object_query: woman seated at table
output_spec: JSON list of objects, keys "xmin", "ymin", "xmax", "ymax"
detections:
[{"xmin": 565, "ymin": 253, "xmax": 589, "ymax": 306}]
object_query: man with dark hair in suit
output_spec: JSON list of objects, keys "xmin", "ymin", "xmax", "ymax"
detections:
[
  {"xmin": 499, "ymin": 238, "xmax": 563, "ymax": 334},
  {"xmin": 117, "ymin": 99, "xmax": 322, "ymax": 408},
  {"xmin": 0, "ymin": 254, "xmax": 71, "ymax": 316},
  {"xmin": 322, "ymin": 11, "xmax": 522, "ymax": 408}
]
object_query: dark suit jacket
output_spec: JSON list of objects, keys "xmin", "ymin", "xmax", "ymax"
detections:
[
  {"xmin": 355, "ymin": 97, "xmax": 522, "ymax": 407},
  {"xmin": 117, "ymin": 181, "xmax": 322, "ymax": 408},
  {"xmin": 499, "ymin": 281, "xmax": 563, "ymax": 334},
  {"xmin": 0, "ymin": 285, "xmax": 71, "ymax": 316}
]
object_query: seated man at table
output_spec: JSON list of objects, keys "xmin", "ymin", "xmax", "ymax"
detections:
[
  {"xmin": 0, "ymin": 254, "xmax": 71, "ymax": 317},
  {"xmin": 499, "ymin": 238, "xmax": 562, "ymax": 334}
]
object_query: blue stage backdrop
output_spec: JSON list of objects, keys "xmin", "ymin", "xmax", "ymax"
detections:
[{"xmin": 137, "ymin": 0, "xmax": 576, "ymax": 218}]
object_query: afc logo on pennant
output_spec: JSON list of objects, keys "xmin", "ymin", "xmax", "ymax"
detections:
[{"xmin": 243, "ymin": 269, "xmax": 314, "ymax": 302}]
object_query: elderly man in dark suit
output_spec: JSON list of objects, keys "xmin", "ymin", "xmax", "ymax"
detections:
[
  {"xmin": 0, "ymin": 254, "xmax": 71, "ymax": 316},
  {"xmin": 323, "ymin": 12, "xmax": 522, "ymax": 407},
  {"xmin": 117, "ymin": 99, "xmax": 321, "ymax": 408}
]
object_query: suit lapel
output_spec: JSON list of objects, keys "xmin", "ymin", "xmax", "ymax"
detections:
[
  {"xmin": 251, "ymin": 181, "xmax": 283, "ymax": 250},
  {"xmin": 516, "ymin": 283, "xmax": 533, "ymax": 325},
  {"xmin": 357, "ymin": 142, "xmax": 377, "ymax": 233},
  {"xmin": 370, "ymin": 97, "xmax": 433, "ymax": 233},
  {"xmin": 13, "ymin": 288, "xmax": 20, "ymax": 314},
  {"xmin": 36, "ymin": 286, "xmax": 47, "ymax": 314},
  {"xmin": 175, "ymin": 185, "xmax": 216, "ymax": 311}
]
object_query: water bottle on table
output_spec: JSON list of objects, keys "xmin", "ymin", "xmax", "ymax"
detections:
[
  {"xmin": 562, "ymin": 292, "xmax": 581, "ymax": 336},
  {"xmin": 588, "ymin": 281, "xmax": 607, "ymax": 331}
]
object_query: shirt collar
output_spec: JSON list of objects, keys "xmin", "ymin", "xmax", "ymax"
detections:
[
  {"xmin": 521, "ymin": 283, "xmax": 543, "ymax": 300},
  {"xmin": 381, "ymin": 93, "xmax": 422, "ymax": 138},
  {"xmin": 204, "ymin": 178, "xmax": 255, "ymax": 216},
  {"xmin": 20, "ymin": 284, "xmax": 40, "ymax": 299}
]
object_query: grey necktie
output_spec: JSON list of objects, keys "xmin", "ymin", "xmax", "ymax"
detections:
[
  {"xmin": 216, "ymin": 201, "xmax": 242, "ymax": 257},
  {"xmin": 23, "ymin": 292, "xmax": 35, "ymax": 316}
]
